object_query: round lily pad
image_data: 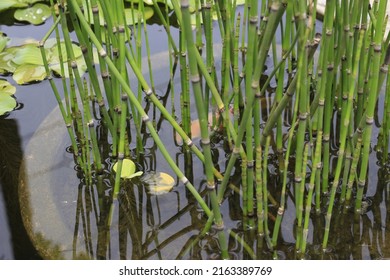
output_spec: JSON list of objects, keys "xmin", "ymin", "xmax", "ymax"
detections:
[
  {"xmin": 14, "ymin": 3, "xmax": 51, "ymax": 25},
  {"xmin": 13, "ymin": 64, "xmax": 46, "ymax": 85},
  {"xmin": 141, "ymin": 172, "xmax": 175, "ymax": 195},
  {"xmin": 113, "ymin": 158, "xmax": 143, "ymax": 179}
]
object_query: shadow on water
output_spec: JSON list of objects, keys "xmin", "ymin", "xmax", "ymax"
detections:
[{"xmin": 0, "ymin": 118, "xmax": 41, "ymax": 259}]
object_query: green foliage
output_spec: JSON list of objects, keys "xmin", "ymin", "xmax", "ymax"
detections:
[
  {"xmin": 0, "ymin": 40, "xmax": 87, "ymax": 84},
  {"xmin": 113, "ymin": 159, "xmax": 143, "ymax": 179},
  {"xmin": 14, "ymin": 3, "xmax": 51, "ymax": 25},
  {"xmin": 0, "ymin": 1, "xmax": 51, "ymax": 25},
  {"xmin": 0, "ymin": 33, "xmax": 9, "ymax": 52},
  {"xmin": 0, "ymin": 79, "xmax": 16, "ymax": 116},
  {"xmin": 13, "ymin": 64, "xmax": 46, "ymax": 84},
  {"xmin": 83, "ymin": 0, "xmax": 154, "ymax": 26}
]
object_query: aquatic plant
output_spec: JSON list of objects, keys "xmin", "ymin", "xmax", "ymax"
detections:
[{"xmin": 32, "ymin": 0, "xmax": 390, "ymax": 260}]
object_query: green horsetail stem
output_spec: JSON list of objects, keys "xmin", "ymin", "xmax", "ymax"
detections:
[
  {"xmin": 243, "ymin": 0, "xmax": 258, "ymax": 219},
  {"xmin": 39, "ymin": 17, "xmax": 84, "ymax": 172},
  {"xmin": 355, "ymin": 9, "xmax": 370, "ymax": 127},
  {"xmin": 355, "ymin": 0, "xmax": 388, "ymax": 214},
  {"xmin": 381, "ymin": 54, "xmax": 390, "ymax": 162},
  {"xmin": 233, "ymin": 12, "xmax": 241, "ymax": 132},
  {"xmin": 318, "ymin": 0, "xmax": 335, "ymax": 195},
  {"xmin": 262, "ymin": 136, "xmax": 271, "ymax": 248},
  {"xmin": 293, "ymin": 0, "xmax": 311, "ymax": 222},
  {"xmin": 94, "ymin": 0, "xmax": 116, "ymax": 112},
  {"xmin": 322, "ymin": 29, "xmax": 365, "ymax": 250},
  {"xmin": 275, "ymin": 1, "xmax": 293, "ymax": 154},
  {"xmin": 271, "ymin": 90, "xmax": 300, "ymax": 251},
  {"xmin": 181, "ymin": 0, "xmax": 229, "ymax": 259},
  {"xmin": 300, "ymin": 131, "xmax": 323, "ymax": 256},
  {"xmin": 255, "ymin": 144, "xmax": 264, "ymax": 235},
  {"xmin": 259, "ymin": 34, "xmax": 321, "ymax": 146},
  {"xmin": 123, "ymin": 44, "xmax": 230, "ymax": 182},
  {"xmin": 62, "ymin": 5, "xmax": 104, "ymax": 173},
  {"xmin": 218, "ymin": 0, "xmax": 286, "ymax": 201},
  {"xmin": 112, "ymin": 0, "xmax": 132, "ymax": 197},
  {"xmin": 67, "ymin": 2, "xmax": 114, "ymax": 136},
  {"xmin": 295, "ymin": 143, "xmax": 309, "ymax": 251},
  {"xmin": 139, "ymin": 0, "xmax": 156, "ymax": 93},
  {"xmin": 376, "ymin": 44, "xmax": 390, "ymax": 160},
  {"xmin": 179, "ymin": 32, "xmax": 192, "ymax": 143},
  {"xmin": 195, "ymin": 0, "xmax": 203, "ymax": 50},
  {"xmin": 345, "ymin": 137, "xmax": 363, "ymax": 209},
  {"xmin": 66, "ymin": 0, "xmax": 212, "ymax": 217},
  {"xmin": 200, "ymin": 0, "xmax": 214, "ymax": 120},
  {"xmin": 352, "ymin": 43, "xmax": 390, "ymax": 145},
  {"xmin": 82, "ymin": 79, "xmax": 92, "ymax": 183},
  {"xmin": 151, "ymin": 0, "xmax": 178, "ymax": 54}
]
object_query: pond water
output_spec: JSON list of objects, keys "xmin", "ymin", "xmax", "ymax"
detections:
[{"xmin": 1, "ymin": 2, "xmax": 390, "ymax": 260}]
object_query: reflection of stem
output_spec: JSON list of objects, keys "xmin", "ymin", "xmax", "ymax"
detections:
[
  {"xmin": 143, "ymin": 225, "xmax": 197, "ymax": 259},
  {"xmin": 176, "ymin": 214, "xmax": 214, "ymax": 259},
  {"xmin": 118, "ymin": 190, "xmax": 141, "ymax": 259},
  {"xmin": 142, "ymin": 190, "xmax": 208, "ymax": 249},
  {"xmin": 228, "ymin": 230, "xmax": 256, "ymax": 259},
  {"xmin": 73, "ymin": 183, "xmax": 95, "ymax": 258}
]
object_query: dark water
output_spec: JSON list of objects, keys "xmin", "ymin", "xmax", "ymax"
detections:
[{"xmin": 2, "ymin": 4, "xmax": 390, "ymax": 260}]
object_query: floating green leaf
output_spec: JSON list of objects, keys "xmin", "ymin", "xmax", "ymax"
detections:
[
  {"xmin": 0, "ymin": 33, "xmax": 9, "ymax": 53},
  {"xmin": 0, "ymin": 94, "xmax": 17, "ymax": 116},
  {"xmin": 0, "ymin": 0, "xmax": 20, "ymax": 12},
  {"xmin": 49, "ymin": 55, "xmax": 88, "ymax": 78},
  {"xmin": 124, "ymin": 0, "xmax": 173, "ymax": 9},
  {"xmin": 0, "ymin": 79, "xmax": 16, "ymax": 95},
  {"xmin": 0, "ymin": 80, "xmax": 17, "ymax": 116},
  {"xmin": 13, "ymin": 64, "xmax": 46, "ymax": 84},
  {"xmin": 14, "ymin": 3, "xmax": 51, "ymax": 25},
  {"xmin": 16, "ymin": 0, "xmax": 42, "ymax": 6},
  {"xmin": 113, "ymin": 159, "xmax": 143, "ymax": 179},
  {"xmin": 141, "ymin": 172, "xmax": 175, "ymax": 195},
  {"xmin": 12, "ymin": 43, "xmax": 45, "ymax": 65},
  {"xmin": 49, "ymin": 41, "xmax": 83, "ymax": 64},
  {"xmin": 124, "ymin": 7, "xmax": 154, "ymax": 25},
  {"xmin": 0, "ymin": 40, "xmax": 90, "ymax": 79},
  {"xmin": 45, "ymin": 41, "xmax": 88, "ymax": 77},
  {"xmin": 0, "ymin": 51, "xmax": 18, "ymax": 74},
  {"xmin": 84, "ymin": 1, "xmax": 154, "ymax": 26}
]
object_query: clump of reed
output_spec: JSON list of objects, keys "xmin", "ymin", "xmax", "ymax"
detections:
[{"xmin": 40, "ymin": 0, "xmax": 390, "ymax": 259}]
